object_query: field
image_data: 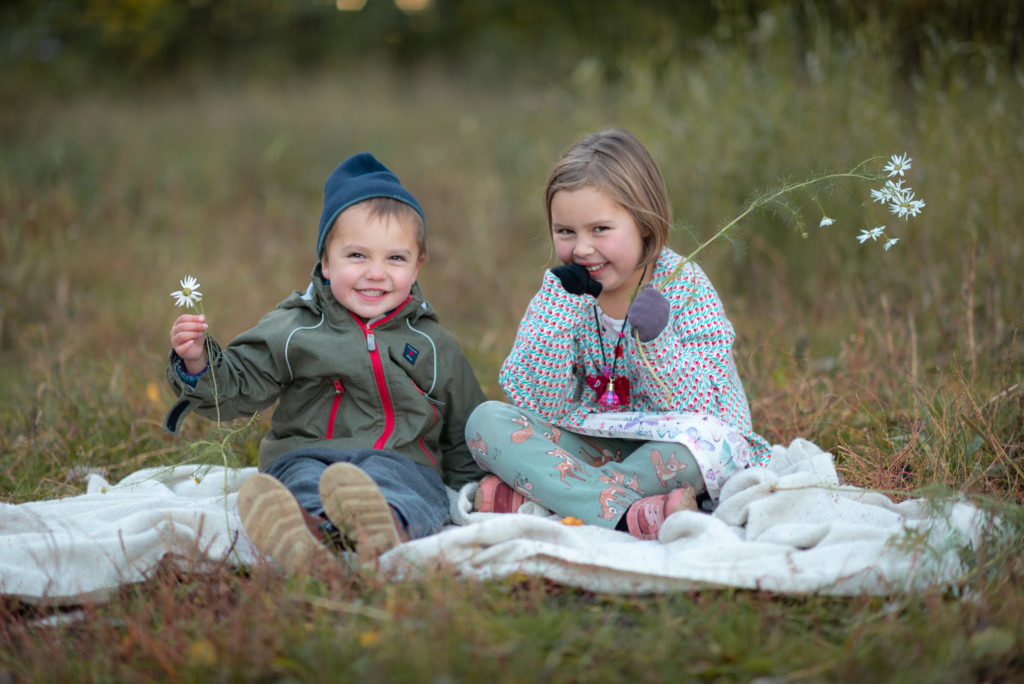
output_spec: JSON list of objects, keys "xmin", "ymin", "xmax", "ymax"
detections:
[{"xmin": 2, "ymin": 9, "xmax": 1023, "ymax": 681}]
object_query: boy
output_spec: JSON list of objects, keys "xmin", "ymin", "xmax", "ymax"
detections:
[{"xmin": 164, "ymin": 152, "xmax": 486, "ymax": 572}]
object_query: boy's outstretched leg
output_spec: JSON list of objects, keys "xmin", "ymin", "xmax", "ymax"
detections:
[
  {"xmin": 238, "ymin": 473, "xmax": 340, "ymax": 576},
  {"xmin": 319, "ymin": 463, "xmax": 408, "ymax": 563}
]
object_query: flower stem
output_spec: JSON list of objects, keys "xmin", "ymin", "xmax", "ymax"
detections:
[
  {"xmin": 634, "ymin": 330, "xmax": 672, "ymax": 401},
  {"xmin": 636, "ymin": 165, "xmax": 880, "ymax": 407},
  {"xmin": 662, "ymin": 170, "xmax": 879, "ymax": 284},
  {"xmin": 196, "ymin": 301, "xmax": 221, "ymax": 427}
]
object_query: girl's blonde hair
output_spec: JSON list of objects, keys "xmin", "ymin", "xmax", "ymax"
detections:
[{"xmin": 544, "ymin": 128, "xmax": 671, "ymax": 268}]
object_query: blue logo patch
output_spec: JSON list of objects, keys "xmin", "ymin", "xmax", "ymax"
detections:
[{"xmin": 403, "ymin": 343, "xmax": 419, "ymax": 365}]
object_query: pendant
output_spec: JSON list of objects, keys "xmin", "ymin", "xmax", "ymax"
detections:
[
  {"xmin": 585, "ymin": 373, "xmax": 631, "ymax": 409},
  {"xmin": 598, "ymin": 379, "xmax": 621, "ymax": 408}
]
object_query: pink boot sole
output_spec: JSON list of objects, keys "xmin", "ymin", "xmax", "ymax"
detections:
[
  {"xmin": 624, "ymin": 484, "xmax": 698, "ymax": 540},
  {"xmin": 473, "ymin": 475, "xmax": 526, "ymax": 513}
]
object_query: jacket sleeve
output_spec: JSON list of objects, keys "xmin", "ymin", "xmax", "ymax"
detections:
[
  {"xmin": 628, "ymin": 264, "xmax": 738, "ymax": 416},
  {"xmin": 436, "ymin": 339, "xmax": 489, "ymax": 488},
  {"xmin": 498, "ymin": 270, "xmax": 593, "ymax": 425},
  {"xmin": 164, "ymin": 319, "xmax": 288, "ymax": 430}
]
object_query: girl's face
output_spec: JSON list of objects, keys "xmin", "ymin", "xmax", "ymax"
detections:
[
  {"xmin": 321, "ymin": 203, "xmax": 424, "ymax": 321},
  {"xmin": 550, "ymin": 185, "xmax": 645, "ymax": 311}
]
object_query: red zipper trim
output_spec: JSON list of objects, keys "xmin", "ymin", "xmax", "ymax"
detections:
[
  {"xmin": 350, "ymin": 297, "xmax": 412, "ymax": 450},
  {"xmin": 370, "ymin": 352, "xmax": 394, "ymax": 450},
  {"xmin": 325, "ymin": 379, "xmax": 344, "ymax": 440}
]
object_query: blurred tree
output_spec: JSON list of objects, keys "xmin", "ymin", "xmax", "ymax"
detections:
[{"xmin": 1, "ymin": 0, "xmax": 1020, "ymax": 89}]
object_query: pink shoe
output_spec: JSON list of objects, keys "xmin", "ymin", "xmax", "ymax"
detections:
[
  {"xmin": 624, "ymin": 485, "xmax": 698, "ymax": 540},
  {"xmin": 474, "ymin": 475, "xmax": 526, "ymax": 513}
]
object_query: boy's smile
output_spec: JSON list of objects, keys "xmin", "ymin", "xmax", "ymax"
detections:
[{"xmin": 321, "ymin": 203, "xmax": 424, "ymax": 321}]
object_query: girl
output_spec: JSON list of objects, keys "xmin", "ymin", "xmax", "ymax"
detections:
[{"xmin": 465, "ymin": 128, "xmax": 771, "ymax": 540}]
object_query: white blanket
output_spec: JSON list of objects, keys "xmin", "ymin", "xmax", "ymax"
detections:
[
  {"xmin": 0, "ymin": 466, "xmax": 261, "ymax": 604},
  {"xmin": 0, "ymin": 440, "xmax": 988, "ymax": 604}
]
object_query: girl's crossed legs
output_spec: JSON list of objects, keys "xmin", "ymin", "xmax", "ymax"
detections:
[{"xmin": 465, "ymin": 401, "xmax": 705, "ymax": 529}]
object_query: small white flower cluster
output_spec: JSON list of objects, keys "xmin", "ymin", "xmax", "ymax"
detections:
[
  {"xmin": 170, "ymin": 275, "xmax": 203, "ymax": 308},
  {"xmin": 864, "ymin": 153, "xmax": 924, "ymax": 250},
  {"xmin": 820, "ymin": 153, "xmax": 925, "ymax": 251}
]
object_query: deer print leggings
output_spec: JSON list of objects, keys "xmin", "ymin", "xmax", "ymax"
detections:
[{"xmin": 464, "ymin": 400, "xmax": 706, "ymax": 528}]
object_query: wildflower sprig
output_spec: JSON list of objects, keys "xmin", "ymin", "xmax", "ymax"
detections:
[
  {"xmin": 168, "ymin": 274, "xmax": 260, "ymax": 562},
  {"xmin": 169, "ymin": 274, "xmax": 243, "ymax": 560},
  {"xmin": 170, "ymin": 275, "xmax": 220, "ymax": 425},
  {"xmin": 639, "ymin": 154, "xmax": 926, "ymax": 401},
  {"xmin": 169, "ymin": 273, "xmax": 224, "ymax": 443},
  {"xmin": 664, "ymin": 153, "xmax": 925, "ymax": 283}
]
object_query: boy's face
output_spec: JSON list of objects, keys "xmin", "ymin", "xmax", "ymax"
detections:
[{"xmin": 321, "ymin": 203, "xmax": 424, "ymax": 320}]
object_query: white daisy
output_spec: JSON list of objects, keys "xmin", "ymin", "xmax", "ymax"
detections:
[
  {"xmin": 819, "ymin": 216, "xmax": 835, "ymax": 227},
  {"xmin": 889, "ymin": 190, "xmax": 925, "ymax": 220},
  {"xmin": 884, "ymin": 153, "xmax": 912, "ymax": 177},
  {"xmin": 884, "ymin": 238, "xmax": 900, "ymax": 251},
  {"xmin": 858, "ymin": 226, "xmax": 886, "ymax": 244},
  {"xmin": 170, "ymin": 275, "xmax": 203, "ymax": 308},
  {"xmin": 873, "ymin": 179, "xmax": 905, "ymax": 205}
]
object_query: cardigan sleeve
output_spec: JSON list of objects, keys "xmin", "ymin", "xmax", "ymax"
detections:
[
  {"xmin": 499, "ymin": 270, "xmax": 593, "ymax": 424},
  {"xmin": 628, "ymin": 264, "xmax": 738, "ymax": 416}
]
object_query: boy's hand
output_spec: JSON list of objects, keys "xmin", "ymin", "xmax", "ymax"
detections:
[
  {"xmin": 627, "ymin": 285, "xmax": 670, "ymax": 342},
  {"xmin": 552, "ymin": 264, "xmax": 603, "ymax": 297},
  {"xmin": 170, "ymin": 314, "xmax": 209, "ymax": 373}
]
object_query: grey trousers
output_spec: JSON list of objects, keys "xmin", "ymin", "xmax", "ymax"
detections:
[{"xmin": 264, "ymin": 448, "xmax": 449, "ymax": 539}]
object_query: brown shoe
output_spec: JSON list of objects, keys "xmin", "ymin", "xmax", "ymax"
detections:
[
  {"xmin": 319, "ymin": 463, "xmax": 404, "ymax": 563},
  {"xmin": 238, "ymin": 474, "xmax": 339, "ymax": 576}
]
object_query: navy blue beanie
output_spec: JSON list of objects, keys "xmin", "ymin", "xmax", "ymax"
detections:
[{"xmin": 316, "ymin": 152, "xmax": 426, "ymax": 259}]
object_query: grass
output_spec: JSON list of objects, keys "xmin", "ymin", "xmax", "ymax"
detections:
[{"xmin": 2, "ymin": 12, "xmax": 1024, "ymax": 682}]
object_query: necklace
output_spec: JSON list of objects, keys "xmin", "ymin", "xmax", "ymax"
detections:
[
  {"xmin": 585, "ymin": 307, "xmax": 631, "ymax": 408},
  {"xmin": 584, "ymin": 265, "xmax": 648, "ymax": 410}
]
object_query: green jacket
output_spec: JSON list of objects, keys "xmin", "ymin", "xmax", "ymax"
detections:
[{"xmin": 164, "ymin": 266, "xmax": 487, "ymax": 488}]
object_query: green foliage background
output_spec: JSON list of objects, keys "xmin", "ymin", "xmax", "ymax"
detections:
[{"xmin": 3, "ymin": 0, "xmax": 1022, "ymax": 85}]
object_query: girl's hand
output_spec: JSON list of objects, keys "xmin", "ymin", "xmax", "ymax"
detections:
[
  {"xmin": 627, "ymin": 285, "xmax": 670, "ymax": 342},
  {"xmin": 170, "ymin": 314, "xmax": 209, "ymax": 371}
]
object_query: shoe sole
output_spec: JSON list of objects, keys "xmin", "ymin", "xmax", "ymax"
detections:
[
  {"xmin": 626, "ymin": 484, "xmax": 700, "ymax": 540},
  {"xmin": 474, "ymin": 474, "xmax": 525, "ymax": 513},
  {"xmin": 237, "ymin": 473, "xmax": 337, "ymax": 576},
  {"xmin": 473, "ymin": 475, "xmax": 497, "ymax": 511},
  {"xmin": 319, "ymin": 463, "xmax": 400, "ymax": 563}
]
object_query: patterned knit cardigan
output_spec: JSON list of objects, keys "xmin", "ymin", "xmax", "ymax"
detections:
[{"xmin": 500, "ymin": 248, "xmax": 771, "ymax": 466}]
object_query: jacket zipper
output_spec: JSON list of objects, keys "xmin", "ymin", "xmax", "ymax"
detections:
[
  {"xmin": 325, "ymin": 379, "xmax": 344, "ymax": 440},
  {"xmin": 350, "ymin": 297, "xmax": 411, "ymax": 450}
]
